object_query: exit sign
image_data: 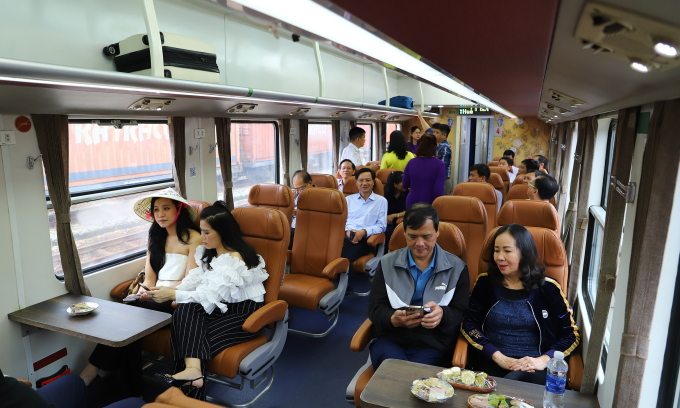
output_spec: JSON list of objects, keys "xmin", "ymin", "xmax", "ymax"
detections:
[{"xmin": 450, "ymin": 105, "xmax": 491, "ymax": 115}]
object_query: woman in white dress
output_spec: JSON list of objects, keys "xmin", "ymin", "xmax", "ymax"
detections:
[
  {"xmin": 79, "ymin": 188, "xmax": 201, "ymax": 390},
  {"xmin": 149, "ymin": 201, "xmax": 268, "ymax": 400}
]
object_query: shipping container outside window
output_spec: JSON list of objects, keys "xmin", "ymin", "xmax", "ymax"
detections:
[
  {"xmin": 358, "ymin": 123, "xmax": 373, "ymax": 163},
  {"xmin": 307, "ymin": 122, "xmax": 333, "ymax": 175}
]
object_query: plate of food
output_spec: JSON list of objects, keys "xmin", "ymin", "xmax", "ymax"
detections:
[
  {"xmin": 410, "ymin": 377, "xmax": 454, "ymax": 403},
  {"xmin": 437, "ymin": 367, "xmax": 496, "ymax": 392},
  {"xmin": 467, "ymin": 393, "xmax": 534, "ymax": 408},
  {"xmin": 66, "ymin": 302, "xmax": 98, "ymax": 316}
]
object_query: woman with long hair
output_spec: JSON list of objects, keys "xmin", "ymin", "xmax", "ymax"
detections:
[
  {"xmin": 383, "ymin": 171, "xmax": 408, "ymax": 248},
  {"xmin": 380, "ymin": 130, "xmax": 415, "ymax": 170},
  {"xmin": 337, "ymin": 159, "xmax": 356, "ymax": 192},
  {"xmin": 407, "ymin": 126, "xmax": 422, "ymax": 153},
  {"xmin": 149, "ymin": 201, "xmax": 268, "ymax": 400},
  {"xmin": 462, "ymin": 224, "xmax": 579, "ymax": 384},
  {"xmin": 79, "ymin": 188, "xmax": 201, "ymax": 389},
  {"xmin": 402, "ymin": 134, "xmax": 445, "ymax": 207}
]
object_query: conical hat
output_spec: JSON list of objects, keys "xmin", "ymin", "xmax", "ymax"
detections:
[{"xmin": 133, "ymin": 187, "xmax": 198, "ymax": 223}]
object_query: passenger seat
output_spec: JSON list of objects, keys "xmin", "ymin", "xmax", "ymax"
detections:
[
  {"xmin": 311, "ymin": 173, "xmax": 338, "ymax": 189},
  {"xmin": 452, "ymin": 182, "xmax": 500, "ymax": 229}
]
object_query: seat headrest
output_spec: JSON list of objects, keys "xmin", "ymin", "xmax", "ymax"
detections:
[
  {"xmin": 187, "ymin": 200, "xmax": 212, "ymax": 227},
  {"xmin": 248, "ymin": 184, "xmax": 293, "ymax": 207},
  {"xmin": 341, "ymin": 176, "xmax": 384, "ymax": 196},
  {"xmin": 481, "ymin": 226, "xmax": 566, "ymax": 269},
  {"xmin": 310, "ymin": 174, "xmax": 338, "ymax": 189},
  {"xmin": 453, "ymin": 182, "xmax": 498, "ymax": 204},
  {"xmin": 488, "ymin": 173, "xmax": 504, "ymax": 189},
  {"xmin": 298, "ymin": 187, "xmax": 346, "ymax": 214},
  {"xmin": 432, "ymin": 196, "xmax": 486, "ymax": 224},
  {"xmin": 513, "ymin": 174, "xmax": 525, "ymax": 185},
  {"xmin": 487, "ymin": 161, "xmax": 499, "ymax": 167},
  {"xmin": 490, "ymin": 167, "xmax": 509, "ymax": 181},
  {"xmin": 498, "ymin": 200, "xmax": 559, "ymax": 231},
  {"xmin": 388, "ymin": 221, "xmax": 466, "ymax": 261},
  {"xmin": 231, "ymin": 207, "xmax": 287, "ymax": 240},
  {"xmin": 376, "ymin": 169, "xmax": 398, "ymax": 184}
]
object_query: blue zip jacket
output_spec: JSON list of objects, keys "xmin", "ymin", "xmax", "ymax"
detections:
[{"xmin": 461, "ymin": 273, "xmax": 579, "ymax": 360}]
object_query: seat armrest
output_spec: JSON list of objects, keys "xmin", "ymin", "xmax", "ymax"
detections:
[
  {"xmin": 242, "ymin": 300, "xmax": 288, "ymax": 333},
  {"xmin": 350, "ymin": 319, "xmax": 374, "ymax": 352},
  {"xmin": 367, "ymin": 233, "xmax": 385, "ymax": 248},
  {"xmin": 451, "ymin": 335, "xmax": 469, "ymax": 368},
  {"xmin": 110, "ymin": 279, "xmax": 134, "ymax": 300},
  {"xmin": 322, "ymin": 258, "xmax": 350, "ymax": 280},
  {"xmin": 17, "ymin": 378, "xmax": 32, "ymax": 387},
  {"xmin": 566, "ymin": 349, "xmax": 583, "ymax": 391}
]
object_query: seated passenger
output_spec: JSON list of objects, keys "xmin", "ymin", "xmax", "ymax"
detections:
[
  {"xmin": 407, "ymin": 126, "xmax": 422, "ymax": 154},
  {"xmin": 498, "ymin": 156, "xmax": 517, "ymax": 183},
  {"xmin": 368, "ymin": 204, "xmax": 470, "ymax": 369},
  {"xmin": 533, "ymin": 154, "xmax": 549, "ymax": 174},
  {"xmin": 518, "ymin": 158, "xmax": 539, "ymax": 175},
  {"xmin": 468, "ymin": 163, "xmax": 503, "ymax": 209},
  {"xmin": 337, "ymin": 159, "xmax": 356, "ymax": 192},
  {"xmin": 80, "ymin": 188, "xmax": 201, "ymax": 389},
  {"xmin": 461, "ymin": 224, "xmax": 579, "ymax": 384},
  {"xmin": 290, "ymin": 169, "xmax": 315, "ymax": 248},
  {"xmin": 384, "ymin": 171, "xmax": 408, "ymax": 249},
  {"xmin": 380, "ymin": 130, "xmax": 415, "ymax": 170},
  {"xmin": 402, "ymin": 134, "xmax": 445, "ymax": 208},
  {"xmin": 342, "ymin": 168, "xmax": 388, "ymax": 263},
  {"xmin": 148, "ymin": 201, "xmax": 268, "ymax": 400},
  {"xmin": 503, "ymin": 149, "xmax": 519, "ymax": 176},
  {"xmin": 528, "ymin": 173, "xmax": 559, "ymax": 202}
]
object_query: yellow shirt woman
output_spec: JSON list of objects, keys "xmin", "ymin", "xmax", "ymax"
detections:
[{"xmin": 380, "ymin": 151, "xmax": 415, "ymax": 170}]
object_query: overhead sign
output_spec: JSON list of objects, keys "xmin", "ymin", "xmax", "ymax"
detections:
[{"xmin": 450, "ymin": 105, "xmax": 491, "ymax": 115}]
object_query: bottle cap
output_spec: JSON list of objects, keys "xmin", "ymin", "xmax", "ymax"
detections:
[{"xmin": 554, "ymin": 351, "xmax": 564, "ymax": 360}]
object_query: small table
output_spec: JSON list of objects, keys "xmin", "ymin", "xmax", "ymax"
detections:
[
  {"xmin": 360, "ymin": 359, "xmax": 600, "ymax": 408},
  {"xmin": 8, "ymin": 293, "xmax": 171, "ymax": 347}
]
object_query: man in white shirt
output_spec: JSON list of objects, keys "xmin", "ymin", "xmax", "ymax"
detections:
[
  {"xmin": 340, "ymin": 127, "xmax": 380, "ymax": 167},
  {"xmin": 468, "ymin": 163, "xmax": 503, "ymax": 212},
  {"xmin": 503, "ymin": 149, "xmax": 520, "ymax": 176},
  {"xmin": 342, "ymin": 168, "xmax": 388, "ymax": 262}
]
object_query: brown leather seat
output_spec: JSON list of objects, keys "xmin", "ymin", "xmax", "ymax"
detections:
[
  {"xmin": 506, "ymin": 184, "xmax": 557, "ymax": 209},
  {"xmin": 513, "ymin": 173, "xmax": 525, "ymax": 185},
  {"xmin": 490, "ymin": 167, "xmax": 511, "ymax": 195},
  {"xmin": 279, "ymin": 187, "xmax": 350, "ymax": 336},
  {"xmin": 247, "ymin": 184, "xmax": 295, "ymax": 225},
  {"xmin": 497, "ymin": 200, "xmax": 560, "ymax": 233},
  {"xmin": 342, "ymin": 176, "xmax": 385, "ymax": 197},
  {"xmin": 452, "ymin": 182, "xmax": 500, "ymax": 229},
  {"xmin": 357, "ymin": 164, "xmax": 380, "ymax": 174},
  {"xmin": 488, "ymin": 173, "xmax": 506, "ymax": 202},
  {"xmin": 432, "ymin": 196, "xmax": 488, "ymax": 289},
  {"xmin": 348, "ymin": 221, "xmax": 467, "ymax": 407},
  {"xmin": 142, "ymin": 207, "xmax": 290, "ymax": 406},
  {"xmin": 376, "ymin": 168, "xmax": 398, "ymax": 185},
  {"xmin": 487, "ymin": 160, "xmax": 499, "ymax": 167},
  {"xmin": 311, "ymin": 174, "xmax": 338, "ymax": 189}
]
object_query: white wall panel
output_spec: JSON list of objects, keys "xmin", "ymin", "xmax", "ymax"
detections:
[{"xmin": 321, "ymin": 53, "xmax": 365, "ymax": 102}]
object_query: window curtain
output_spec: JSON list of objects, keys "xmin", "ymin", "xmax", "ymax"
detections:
[
  {"xmin": 548, "ymin": 125, "xmax": 559, "ymax": 177},
  {"xmin": 168, "ymin": 117, "xmax": 186, "ymax": 198},
  {"xmin": 33, "ymin": 114, "xmax": 91, "ymax": 296},
  {"xmin": 556, "ymin": 121, "xmax": 575, "ymax": 210},
  {"xmin": 299, "ymin": 119, "xmax": 309, "ymax": 170},
  {"xmin": 349, "ymin": 120, "xmax": 357, "ymax": 129},
  {"xmin": 580, "ymin": 107, "xmax": 638, "ymax": 394},
  {"xmin": 377, "ymin": 122, "xmax": 387, "ymax": 160},
  {"xmin": 612, "ymin": 99, "xmax": 680, "ymax": 406},
  {"xmin": 566, "ymin": 117, "xmax": 597, "ymax": 303},
  {"xmin": 280, "ymin": 119, "xmax": 291, "ymax": 186},
  {"xmin": 215, "ymin": 117, "xmax": 234, "ymax": 210},
  {"xmin": 332, "ymin": 120, "xmax": 341, "ymax": 170}
]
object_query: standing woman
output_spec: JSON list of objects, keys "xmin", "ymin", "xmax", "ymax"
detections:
[
  {"xmin": 407, "ymin": 126, "xmax": 422, "ymax": 154},
  {"xmin": 380, "ymin": 130, "xmax": 415, "ymax": 170},
  {"xmin": 402, "ymin": 134, "xmax": 445, "ymax": 208},
  {"xmin": 79, "ymin": 188, "xmax": 201, "ymax": 387},
  {"xmin": 383, "ymin": 171, "xmax": 408, "ymax": 248},
  {"xmin": 149, "ymin": 201, "xmax": 268, "ymax": 400},
  {"xmin": 461, "ymin": 224, "xmax": 579, "ymax": 385},
  {"xmin": 337, "ymin": 159, "xmax": 356, "ymax": 192}
]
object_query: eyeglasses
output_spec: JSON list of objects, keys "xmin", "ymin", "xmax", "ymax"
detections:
[
  {"xmin": 293, "ymin": 186, "xmax": 308, "ymax": 192},
  {"xmin": 528, "ymin": 183, "xmax": 536, "ymax": 189}
]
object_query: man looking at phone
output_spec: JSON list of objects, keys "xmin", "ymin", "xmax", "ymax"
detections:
[{"xmin": 368, "ymin": 204, "xmax": 469, "ymax": 369}]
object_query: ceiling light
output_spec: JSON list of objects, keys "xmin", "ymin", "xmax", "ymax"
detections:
[
  {"xmin": 328, "ymin": 110, "xmax": 347, "ymax": 117},
  {"xmin": 231, "ymin": 0, "xmax": 516, "ymax": 118},
  {"xmin": 437, "ymin": 105, "xmax": 444, "ymax": 108},
  {"xmin": 127, "ymin": 97, "xmax": 174, "ymax": 111},
  {"xmin": 629, "ymin": 58, "xmax": 650, "ymax": 73},
  {"xmin": 288, "ymin": 107, "xmax": 310, "ymax": 116},
  {"xmin": 226, "ymin": 103, "xmax": 258, "ymax": 113},
  {"xmin": 653, "ymin": 40, "xmax": 678, "ymax": 57},
  {"xmin": 387, "ymin": 115, "xmax": 401, "ymax": 121},
  {"xmin": 357, "ymin": 113, "xmax": 372, "ymax": 119},
  {"xmin": 377, "ymin": 115, "xmax": 388, "ymax": 120}
]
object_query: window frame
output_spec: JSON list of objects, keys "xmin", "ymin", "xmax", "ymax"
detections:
[{"xmin": 600, "ymin": 119, "xmax": 617, "ymax": 209}]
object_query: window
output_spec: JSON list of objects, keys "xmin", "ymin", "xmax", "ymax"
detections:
[
  {"xmin": 358, "ymin": 123, "xmax": 373, "ymax": 163},
  {"xmin": 48, "ymin": 121, "xmax": 173, "ymax": 278},
  {"xmin": 601, "ymin": 120, "xmax": 617, "ymax": 209},
  {"xmin": 307, "ymin": 122, "xmax": 333, "ymax": 174},
  {"xmin": 386, "ymin": 123, "xmax": 401, "ymax": 138},
  {"xmin": 216, "ymin": 121, "xmax": 279, "ymax": 208}
]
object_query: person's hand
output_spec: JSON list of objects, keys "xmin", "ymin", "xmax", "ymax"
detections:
[
  {"xmin": 147, "ymin": 286, "xmax": 177, "ymax": 303},
  {"xmin": 352, "ymin": 229, "xmax": 366, "ymax": 243},
  {"xmin": 492, "ymin": 351, "xmax": 518, "ymax": 371},
  {"xmin": 420, "ymin": 301, "xmax": 443, "ymax": 329},
  {"xmin": 390, "ymin": 309, "xmax": 422, "ymax": 328},
  {"xmin": 509, "ymin": 355, "xmax": 550, "ymax": 372}
]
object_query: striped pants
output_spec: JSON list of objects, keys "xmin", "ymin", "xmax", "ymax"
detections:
[{"xmin": 170, "ymin": 300, "xmax": 262, "ymax": 400}]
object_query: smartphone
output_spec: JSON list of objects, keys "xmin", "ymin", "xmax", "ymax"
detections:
[
  {"xmin": 405, "ymin": 305, "xmax": 425, "ymax": 317},
  {"xmin": 349, "ymin": 231, "xmax": 356, "ymax": 241},
  {"xmin": 122, "ymin": 293, "xmax": 142, "ymax": 302}
]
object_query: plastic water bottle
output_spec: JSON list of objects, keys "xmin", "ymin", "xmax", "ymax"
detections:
[{"xmin": 543, "ymin": 351, "xmax": 568, "ymax": 408}]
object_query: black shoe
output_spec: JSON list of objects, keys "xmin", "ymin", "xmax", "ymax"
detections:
[{"xmin": 154, "ymin": 372, "xmax": 203, "ymax": 395}]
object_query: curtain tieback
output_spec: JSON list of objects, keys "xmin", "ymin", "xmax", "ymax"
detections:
[
  {"xmin": 620, "ymin": 333, "xmax": 649, "ymax": 359},
  {"xmin": 224, "ymin": 181, "xmax": 233, "ymax": 188},
  {"xmin": 56, "ymin": 213, "xmax": 71, "ymax": 224},
  {"xmin": 568, "ymin": 201, "xmax": 577, "ymax": 211},
  {"xmin": 577, "ymin": 217, "xmax": 589, "ymax": 229},
  {"xmin": 598, "ymin": 274, "xmax": 617, "ymax": 293}
]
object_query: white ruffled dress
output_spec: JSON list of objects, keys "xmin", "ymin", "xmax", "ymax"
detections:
[{"xmin": 174, "ymin": 245, "xmax": 268, "ymax": 314}]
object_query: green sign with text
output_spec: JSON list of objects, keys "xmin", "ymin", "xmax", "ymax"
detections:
[{"xmin": 450, "ymin": 106, "xmax": 491, "ymax": 115}]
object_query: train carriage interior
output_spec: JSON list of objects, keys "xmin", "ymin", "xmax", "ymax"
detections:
[{"xmin": 1, "ymin": 0, "xmax": 679, "ymax": 407}]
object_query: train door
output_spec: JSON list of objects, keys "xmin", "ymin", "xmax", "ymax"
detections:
[{"xmin": 457, "ymin": 116, "xmax": 492, "ymax": 183}]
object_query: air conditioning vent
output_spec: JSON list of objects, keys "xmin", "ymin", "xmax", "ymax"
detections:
[{"xmin": 549, "ymin": 89, "xmax": 587, "ymax": 108}]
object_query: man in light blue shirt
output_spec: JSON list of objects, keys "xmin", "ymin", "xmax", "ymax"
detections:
[{"xmin": 342, "ymin": 167, "xmax": 387, "ymax": 263}]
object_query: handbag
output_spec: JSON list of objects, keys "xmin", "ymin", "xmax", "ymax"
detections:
[{"xmin": 110, "ymin": 270, "xmax": 145, "ymax": 300}]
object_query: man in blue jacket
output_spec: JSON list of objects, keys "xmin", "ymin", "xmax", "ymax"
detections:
[{"xmin": 368, "ymin": 204, "xmax": 469, "ymax": 369}]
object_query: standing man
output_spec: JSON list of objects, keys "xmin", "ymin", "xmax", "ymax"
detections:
[
  {"xmin": 340, "ymin": 127, "xmax": 380, "ymax": 167},
  {"xmin": 342, "ymin": 168, "xmax": 388, "ymax": 263},
  {"xmin": 417, "ymin": 110, "xmax": 453, "ymax": 195},
  {"xmin": 368, "ymin": 204, "xmax": 469, "ymax": 369}
]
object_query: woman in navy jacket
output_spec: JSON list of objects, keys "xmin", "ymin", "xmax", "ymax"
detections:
[{"xmin": 461, "ymin": 224, "xmax": 579, "ymax": 384}]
